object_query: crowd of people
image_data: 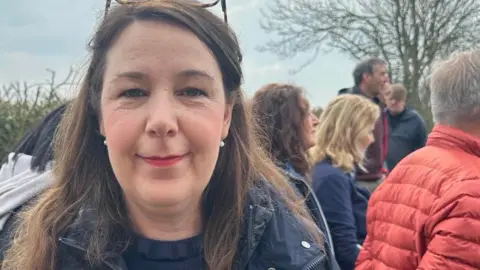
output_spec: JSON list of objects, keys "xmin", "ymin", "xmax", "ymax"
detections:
[{"xmin": 0, "ymin": 1, "xmax": 479, "ymax": 269}]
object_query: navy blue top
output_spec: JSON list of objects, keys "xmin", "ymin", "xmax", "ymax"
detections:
[
  {"xmin": 123, "ymin": 234, "xmax": 205, "ymax": 270},
  {"xmin": 311, "ymin": 160, "xmax": 369, "ymax": 270}
]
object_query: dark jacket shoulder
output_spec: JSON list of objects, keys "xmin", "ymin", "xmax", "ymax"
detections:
[
  {"xmin": 337, "ymin": 88, "xmax": 351, "ymax": 95},
  {"xmin": 386, "ymin": 107, "xmax": 427, "ymax": 170},
  {"xmin": 242, "ymin": 181, "xmax": 329, "ymax": 270},
  {"xmin": 55, "ymin": 180, "xmax": 330, "ymax": 270},
  {"xmin": 311, "ymin": 160, "xmax": 369, "ymax": 270},
  {"xmin": 387, "ymin": 107, "xmax": 424, "ymax": 125},
  {"xmin": 312, "ymin": 161, "xmax": 347, "ymax": 179}
]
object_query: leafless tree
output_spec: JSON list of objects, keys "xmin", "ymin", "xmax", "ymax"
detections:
[
  {"xmin": 0, "ymin": 68, "xmax": 75, "ymax": 159},
  {"xmin": 259, "ymin": 0, "xmax": 480, "ymax": 128}
]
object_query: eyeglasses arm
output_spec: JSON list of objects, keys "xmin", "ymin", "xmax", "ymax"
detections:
[
  {"xmin": 104, "ymin": 0, "xmax": 227, "ymax": 23},
  {"xmin": 221, "ymin": 0, "xmax": 227, "ymax": 23},
  {"xmin": 104, "ymin": 0, "xmax": 112, "ymax": 18}
]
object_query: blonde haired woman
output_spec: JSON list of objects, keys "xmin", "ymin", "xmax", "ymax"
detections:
[{"xmin": 310, "ymin": 94, "xmax": 379, "ymax": 270}]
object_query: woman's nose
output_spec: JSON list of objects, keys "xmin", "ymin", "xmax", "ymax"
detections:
[
  {"xmin": 311, "ymin": 112, "xmax": 319, "ymax": 126},
  {"xmin": 145, "ymin": 92, "xmax": 179, "ymax": 138}
]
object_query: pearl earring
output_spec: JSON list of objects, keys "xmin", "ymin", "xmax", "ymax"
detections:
[
  {"xmin": 220, "ymin": 140, "xmax": 225, "ymax": 147},
  {"xmin": 103, "ymin": 140, "xmax": 107, "ymax": 146}
]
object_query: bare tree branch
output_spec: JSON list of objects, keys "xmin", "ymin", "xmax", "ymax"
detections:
[
  {"xmin": 0, "ymin": 68, "xmax": 74, "ymax": 159},
  {"xmin": 259, "ymin": 0, "xmax": 480, "ymax": 128}
]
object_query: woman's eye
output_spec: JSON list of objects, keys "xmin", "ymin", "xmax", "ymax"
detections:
[
  {"xmin": 180, "ymin": 88, "xmax": 207, "ymax": 97},
  {"xmin": 120, "ymin": 88, "xmax": 147, "ymax": 98}
]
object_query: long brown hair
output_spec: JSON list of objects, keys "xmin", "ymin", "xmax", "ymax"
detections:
[
  {"xmin": 3, "ymin": 2, "xmax": 321, "ymax": 270},
  {"xmin": 251, "ymin": 83, "xmax": 311, "ymax": 176}
]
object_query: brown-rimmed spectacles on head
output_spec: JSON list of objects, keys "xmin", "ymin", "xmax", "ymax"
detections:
[{"xmin": 104, "ymin": 0, "xmax": 228, "ymax": 23}]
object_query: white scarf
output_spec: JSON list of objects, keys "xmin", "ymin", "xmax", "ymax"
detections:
[{"xmin": 0, "ymin": 153, "xmax": 52, "ymax": 231}]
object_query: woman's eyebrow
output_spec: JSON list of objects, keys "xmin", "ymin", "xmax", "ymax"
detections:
[
  {"xmin": 115, "ymin": 71, "xmax": 145, "ymax": 80},
  {"xmin": 176, "ymin": 69, "xmax": 214, "ymax": 81}
]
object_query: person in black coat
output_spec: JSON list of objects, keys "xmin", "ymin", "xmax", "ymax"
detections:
[
  {"xmin": 384, "ymin": 84, "xmax": 427, "ymax": 170},
  {"xmin": 310, "ymin": 94, "xmax": 380, "ymax": 270}
]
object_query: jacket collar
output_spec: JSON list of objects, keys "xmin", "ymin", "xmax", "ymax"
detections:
[
  {"xmin": 59, "ymin": 182, "xmax": 276, "ymax": 270},
  {"xmin": 59, "ymin": 181, "xmax": 332, "ymax": 270},
  {"xmin": 234, "ymin": 182, "xmax": 275, "ymax": 269},
  {"xmin": 427, "ymin": 124, "xmax": 480, "ymax": 158},
  {"xmin": 58, "ymin": 207, "xmax": 128, "ymax": 270},
  {"xmin": 281, "ymin": 162, "xmax": 304, "ymax": 181},
  {"xmin": 351, "ymin": 86, "xmax": 381, "ymax": 105}
]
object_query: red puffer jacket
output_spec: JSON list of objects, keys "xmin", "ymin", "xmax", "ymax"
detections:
[{"xmin": 355, "ymin": 124, "xmax": 480, "ymax": 269}]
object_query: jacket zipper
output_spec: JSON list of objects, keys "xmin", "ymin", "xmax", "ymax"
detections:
[
  {"xmin": 247, "ymin": 205, "xmax": 254, "ymax": 246},
  {"xmin": 58, "ymin": 237, "xmax": 119, "ymax": 270},
  {"xmin": 303, "ymin": 254, "xmax": 326, "ymax": 270},
  {"xmin": 246, "ymin": 205, "xmax": 255, "ymax": 270}
]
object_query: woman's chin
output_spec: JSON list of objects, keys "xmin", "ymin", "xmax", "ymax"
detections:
[
  {"xmin": 305, "ymin": 139, "xmax": 316, "ymax": 150},
  {"xmin": 136, "ymin": 188, "xmax": 193, "ymax": 208}
]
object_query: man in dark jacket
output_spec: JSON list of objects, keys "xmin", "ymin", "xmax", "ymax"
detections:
[
  {"xmin": 384, "ymin": 83, "xmax": 427, "ymax": 170},
  {"xmin": 338, "ymin": 58, "xmax": 390, "ymax": 192}
]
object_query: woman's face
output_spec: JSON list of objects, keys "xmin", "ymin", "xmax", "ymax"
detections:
[
  {"xmin": 359, "ymin": 124, "xmax": 376, "ymax": 152},
  {"xmin": 300, "ymin": 98, "xmax": 319, "ymax": 150},
  {"xmin": 99, "ymin": 21, "xmax": 232, "ymax": 211}
]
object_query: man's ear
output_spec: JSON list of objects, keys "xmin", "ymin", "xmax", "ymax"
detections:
[
  {"xmin": 221, "ymin": 103, "xmax": 233, "ymax": 139},
  {"xmin": 363, "ymin": 73, "xmax": 372, "ymax": 82}
]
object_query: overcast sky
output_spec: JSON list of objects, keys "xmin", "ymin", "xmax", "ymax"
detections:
[{"xmin": 0, "ymin": 0, "xmax": 357, "ymax": 107}]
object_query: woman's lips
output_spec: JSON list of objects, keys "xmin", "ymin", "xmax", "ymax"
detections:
[{"xmin": 140, "ymin": 155, "xmax": 184, "ymax": 167}]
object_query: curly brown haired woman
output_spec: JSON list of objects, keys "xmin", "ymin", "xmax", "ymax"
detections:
[
  {"xmin": 251, "ymin": 83, "xmax": 317, "ymax": 175},
  {"xmin": 251, "ymin": 83, "xmax": 340, "ymax": 270}
]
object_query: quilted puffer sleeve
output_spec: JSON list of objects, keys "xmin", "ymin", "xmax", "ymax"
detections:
[
  {"xmin": 354, "ymin": 234, "xmax": 372, "ymax": 269},
  {"xmin": 354, "ymin": 206, "xmax": 375, "ymax": 270},
  {"xmin": 417, "ymin": 179, "xmax": 480, "ymax": 269}
]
